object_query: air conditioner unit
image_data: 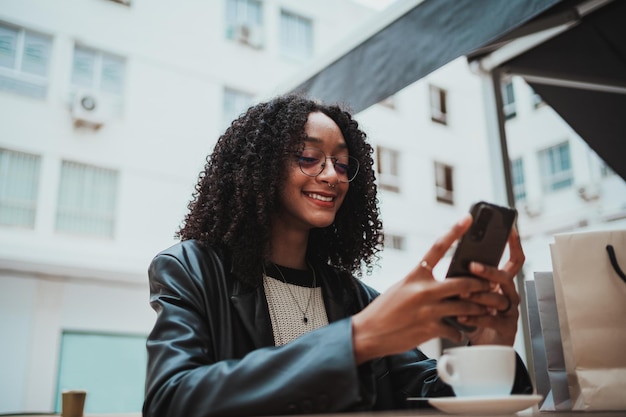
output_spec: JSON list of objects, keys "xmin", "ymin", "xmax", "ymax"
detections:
[
  {"xmin": 578, "ymin": 183, "xmax": 601, "ymax": 202},
  {"xmin": 72, "ymin": 90, "xmax": 106, "ymax": 129},
  {"xmin": 233, "ymin": 24, "xmax": 263, "ymax": 48},
  {"xmin": 523, "ymin": 201, "xmax": 543, "ymax": 218}
]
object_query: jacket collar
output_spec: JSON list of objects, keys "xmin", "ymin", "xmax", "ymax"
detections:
[{"xmin": 229, "ymin": 262, "xmax": 354, "ymax": 349}]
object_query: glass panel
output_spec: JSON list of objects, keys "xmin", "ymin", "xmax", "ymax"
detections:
[
  {"xmin": 435, "ymin": 162, "xmax": 454, "ymax": 204},
  {"xmin": 280, "ymin": 11, "xmax": 312, "ymax": 59},
  {"xmin": 0, "ymin": 24, "xmax": 18, "ymax": 69},
  {"xmin": 504, "ymin": 82, "xmax": 515, "ymax": 105},
  {"xmin": 71, "ymin": 46, "xmax": 96, "ymax": 88},
  {"xmin": 388, "ymin": 234, "xmax": 405, "ymax": 250},
  {"xmin": 226, "ymin": 0, "xmax": 238, "ymax": 26},
  {"xmin": 223, "ymin": 87, "xmax": 253, "ymax": 125},
  {"xmin": 100, "ymin": 53, "xmax": 125, "ymax": 94},
  {"xmin": 0, "ymin": 148, "xmax": 40, "ymax": 227},
  {"xmin": 429, "ymin": 85, "xmax": 440, "ymax": 109},
  {"xmin": 511, "ymin": 158, "xmax": 526, "ymax": 201},
  {"xmin": 539, "ymin": 142, "xmax": 573, "ymax": 192},
  {"xmin": 55, "ymin": 332, "xmax": 147, "ymax": 413},
  {"xmin": 503, "ymin": 81, "xmax": 516, "ymax": 119},
  {"xmin": 377, "ymin": 147, "xmax": 399, "ymax": 176},
  {"xmin": 56, "ymin": 161, "xmax": 118, "ymax": 236},
  {"xmin": 21, "ymin": 31, "xmax": 52, "ymax": 76},
  {"xmin": 430, "ymin": 85, "xmax": 447, "ymax": 124},
  {"xmin": 250, "ymin": 0, "xmax": 262, "ymax": 25},
  {"xmin": 0, "ymin": 72, "xmax": 47, "ymax": 97},
  {"xmin": 600, "ymin": 161, "xmax": 614, "ymax": 177},
  {"xmin": 226, "ymin": 0, "xmax": 262, "ymax": 37}
]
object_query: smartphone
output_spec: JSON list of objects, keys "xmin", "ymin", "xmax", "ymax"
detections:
[{"xmin": 443, "ymin": 201, "xmax": 517, "ymax": 332}]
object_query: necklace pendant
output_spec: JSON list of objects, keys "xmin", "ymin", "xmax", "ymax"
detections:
[{"xmin": 303, "ymin": 317, "xmax": 308, "ymax": 324}]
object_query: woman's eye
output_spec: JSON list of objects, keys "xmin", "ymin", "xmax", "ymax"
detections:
[
  {"xmin": 299, "ymin": 156, "xmax": 320, "ymax": 166},
  {"xmin": 334, "ymin": 162, "xmax": 349, "ymax": 174}
]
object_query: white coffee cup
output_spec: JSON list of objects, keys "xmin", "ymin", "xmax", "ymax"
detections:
[{"xmin": 437, "ymin": 345, "xmax": 515, "ymax": 397}]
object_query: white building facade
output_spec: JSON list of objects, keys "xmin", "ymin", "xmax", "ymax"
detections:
[
  {"xmin": 500, "ymin": 75, "xmax": 626, "ymax": 273},
  {"xmin": 0, "ymin": 0, "xmax": 374, "ymax": 413},
  {"xmin": 1, "ymin": 0, "xmax": 625, "ymax": 414}
]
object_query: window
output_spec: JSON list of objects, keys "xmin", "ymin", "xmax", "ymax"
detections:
[
  {"xmin": 223, "ymin": 87, "xmax": 254, "ymax": 127},
  {"xmin": 0, "ymin": 22, "xmax": 52, "ymax": 98},
  {"xmin": 538, "ymin": 142, "xmax": 573, "ymax": 193},
  {"xmin": 511, "ymin": 157, "xmax": 526, "ymax": 202},
  {"xmin": 376, "ymin": 146, "xmax": 400, "ymax": 193},
  {"xmin": 386, "ymin": 233, "xmax": 406, "ymax": 250},
  {"xmin": 56, "ymin": 161, "xmax": 119, "ymax": 237},
  {"xmin": 280, "ymin": 10, "xmax": 313, "ymax": 60},
  {"xmin": 502, "ymin": 80, "xmax": 516, "ymax": 119},
  {"xmin": 429, "ymin": 85, "xmax": 447, "ymax": 125},
  {"xmin": 600, "ymin": 161, "xmax": 615, "ymax": 178},
  {"xmin": 225, "ymin": 0, "xmax": 263, "ymax": 47},
  {"xmin": 530, "ymin": 87, "xmax": 545, "ymax": 109},
  {"xmin": 435, "ymin": 162, "xmax": 454, "ymax": 204},
  {"xmin": 70, "ymin": 45, "xmax": 125, "ymax": 119},
  {"xmin": 54, "ymin": 331, "xmax": 146, "ymax": 413},
  {"xmin": 0, "ymin": 148, "xmax": 41, "ymax": 228},
  {"xmin": 71, "ymin": 45, "xmax": 125, "ymax": 95}
]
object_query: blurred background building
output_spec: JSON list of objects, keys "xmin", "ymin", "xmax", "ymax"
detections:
[{"xmin": 1, "ymin": 0, "xmax": 624, "ymax": 414}]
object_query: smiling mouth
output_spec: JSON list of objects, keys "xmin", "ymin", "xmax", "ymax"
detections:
[{"xmin": 305, "ymin": 192, "xmax": 334, "ymax": 202}]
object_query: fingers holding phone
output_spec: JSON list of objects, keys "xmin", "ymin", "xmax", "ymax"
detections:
[
  {"xmin": 408, "ymin": 213, "xmax": 473, "ymax": 280},
  {"xmin": 443, "ymin": 201, "xmax": 518, "ymax": 333}
]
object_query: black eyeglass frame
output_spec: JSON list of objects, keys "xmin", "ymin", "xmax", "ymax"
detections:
[{"xmin": 294, "ymin": 148, "xmax": 360, "ymax": 183}]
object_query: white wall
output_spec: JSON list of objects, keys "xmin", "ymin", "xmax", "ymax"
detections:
[
  {"xmin": 0, "ymin": 0, "xmax": 374, "ymax": 412},
  {"xmin": 0, "ymin": 274, "xmax": 153, "ymax": 411}
]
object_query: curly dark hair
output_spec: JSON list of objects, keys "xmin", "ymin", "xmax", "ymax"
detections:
[{"xmin": 177, "ymin": 94, "xmax": 383, "ymax": 286}]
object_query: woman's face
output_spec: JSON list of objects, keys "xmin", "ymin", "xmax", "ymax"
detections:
[{"xmin": 275, "ymin": 111, "xmax": 350, "ymax": 233}]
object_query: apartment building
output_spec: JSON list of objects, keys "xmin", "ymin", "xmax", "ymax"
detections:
[
  {"xmin": 0, "ymin": 0, "xmax": 373, "ymax": 413},
  {"xmin": 501, "ymin": 75, "xmax": 626, "ymax": 273},
  {"xmin": 359, "ymin": 66, "xmax": 626, "ymax": 290},
  {"xmin": 358, "ymin": 63, "xmax": 626, "ymax": 361},
  {"xmin": 2, "ymin": 0, "xmax": 624, "ymax": 414}
]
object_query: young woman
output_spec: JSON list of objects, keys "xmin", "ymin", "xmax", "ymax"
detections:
[{"xmin": 143, "ymin": 95, "xmax": 532, "ymax": 417}]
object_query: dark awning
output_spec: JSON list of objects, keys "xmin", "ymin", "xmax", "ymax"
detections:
[
  {"xmin": 289, "ymin": 0, "xmax": 563, "ymax": 114},
  {"xmin": 287, "ymin": 0, "xmax": 626, "ymax": 180},
  {"xmin": 484, "ymin": 0, "xmax": 626, "ymax": 180}
]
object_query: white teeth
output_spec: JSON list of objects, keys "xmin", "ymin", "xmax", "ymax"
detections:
[{"xmin": 307, "ymin": 193, "xmax": 333, "ymax": 202}]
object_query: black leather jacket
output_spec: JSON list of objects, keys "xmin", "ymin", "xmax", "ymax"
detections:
[{"xmin": 144, "ymin": 240, "xmax": 532, "ymax": 417}]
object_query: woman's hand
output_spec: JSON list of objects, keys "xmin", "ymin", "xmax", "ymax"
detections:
[
  {"xmin": 457, "ymin": 226, "xmax": 525, "ymax": 346},
  {"xmin": 352, "ymin": 214, "xmax": 494, "ymax": 365}
]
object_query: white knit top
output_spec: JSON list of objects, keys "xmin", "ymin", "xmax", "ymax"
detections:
[{"xmin": 263, "ymin": 274, "xmax": 328, "ymax": 346}]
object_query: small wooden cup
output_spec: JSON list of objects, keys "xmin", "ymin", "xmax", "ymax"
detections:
[{"xmin": 62, "ymin": 390, "xmax": 87, "ymax": 417}]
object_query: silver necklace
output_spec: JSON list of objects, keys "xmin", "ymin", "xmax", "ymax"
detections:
[{"xmin": 263, "ymin": 262, "xmax": 316, "ymax": 324}]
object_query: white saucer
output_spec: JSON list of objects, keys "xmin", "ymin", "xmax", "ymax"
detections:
[{"xmin": 426, "ymin": 394, "xmax": 542, "ymax": 415}]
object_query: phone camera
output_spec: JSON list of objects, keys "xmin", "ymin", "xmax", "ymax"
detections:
[{"xmin": 469, "ymin": 207, "xmax": 493, "ymax": 242}]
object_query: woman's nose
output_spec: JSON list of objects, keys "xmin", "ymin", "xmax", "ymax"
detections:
[{"xmin": 318, "ymin": 159, "xmax": 340, "ymax": 183}]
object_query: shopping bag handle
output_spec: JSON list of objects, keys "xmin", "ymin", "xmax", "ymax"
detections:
[{"xmin": 606, "ymin": 245, "xmax": 626, "ymax": 283}]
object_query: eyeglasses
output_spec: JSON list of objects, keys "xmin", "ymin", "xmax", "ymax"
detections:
[{"xmin": 295, "ymin": 148, "xmax": 360, "ymax": 183}]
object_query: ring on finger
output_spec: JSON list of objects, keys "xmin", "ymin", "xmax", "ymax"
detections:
[
  {"xmin": 498, "ymin": 297, "xmax": 512, "ymax": 314},
  {"xmin": 420, "ymin": 260, "xmax": 433, "ymax": 272}
]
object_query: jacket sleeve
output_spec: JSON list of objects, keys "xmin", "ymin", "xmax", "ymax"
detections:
[
  {"xmin": 365, "ymin": 348, "xmax": 533, "ymax": 409},
  {"xmin": 352, "ymin": 281, "xmax": 534, "ymax": 409},
  {"xmin": 143, "ymin": 253, "xmax": 368, "ymax": 417}
]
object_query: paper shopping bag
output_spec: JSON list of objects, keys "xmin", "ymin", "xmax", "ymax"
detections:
[
  {"xmin": 524, "ymin": 280, "xmax": 549, "ymax": 406},
  {"xmin": 524, "ymin": 273, "xmax": 550, "ymax": 407},
  {"xmin": 550, "ymin": 230, "xmax": 626, "ymax": 411},
  {"xmin": 532, "ymin": 272, "xmax": 571, "ymax": 411}
]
